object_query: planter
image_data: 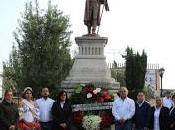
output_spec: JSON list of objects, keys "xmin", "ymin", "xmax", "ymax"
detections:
[
  {"xmin": 72, "ymin": 102, "xmax": 113, "ymax": 112},
  {"xmin": 101, "ymin": 124, "xmax": 115, "ymax": 130}
]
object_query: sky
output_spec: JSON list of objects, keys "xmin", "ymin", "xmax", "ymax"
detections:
[{"xmin": 0, "ymin": 0, "xmax": 175, "ymax": 89}]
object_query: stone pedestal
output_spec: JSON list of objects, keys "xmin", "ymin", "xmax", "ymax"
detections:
[{"xmin": 61, "ymin": 36, "xmax": 120, "ymax": 93}]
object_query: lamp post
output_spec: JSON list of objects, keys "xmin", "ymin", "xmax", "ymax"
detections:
[{"xmin": 159, "ymin": 68, "xmax": 165, "ymax": 97}]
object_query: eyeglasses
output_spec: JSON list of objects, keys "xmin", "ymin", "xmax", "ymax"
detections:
[{"xmin": 6, "ymin": 94, "xmax": 13, "ymax": 96}]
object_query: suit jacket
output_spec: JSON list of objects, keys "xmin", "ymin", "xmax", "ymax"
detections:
[
  {"xmin": 0, "ymin": 100, "xmax": 19, "ymax": 130},
  {"xmin": 51, "ymin": 100, "xmax": 72, "ymax": 130},
  {"xmin": 170, "ymin": 106, "xmax": 175, "ymax": 130},
  {"xmin": 147, "ymin": 106, "xmax": 170, "ymax": 130},
  {"xmin": 133, "ymin": 101, "xmax": 151, "ymax": 129}
]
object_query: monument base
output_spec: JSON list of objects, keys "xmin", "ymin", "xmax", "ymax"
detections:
[{"xmin": 61, "ymin": 36, "xmax": 120, "ymax": 93}]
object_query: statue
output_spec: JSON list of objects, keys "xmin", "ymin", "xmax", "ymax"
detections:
[{"xmin": 84, "ymin": 0, "xmax": 109, "ymax": 35}]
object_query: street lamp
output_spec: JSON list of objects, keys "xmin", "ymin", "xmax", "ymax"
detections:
[{"xmin": 159, "ymin": 67, "xmax": 165, "ymax": 97}]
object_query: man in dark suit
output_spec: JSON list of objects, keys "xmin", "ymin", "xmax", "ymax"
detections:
[
  {"xmin": 170, "ymin": 94, "xmax": 175, "ymax": 130},
  {"xmin": 0, "ymin": 90, "xmax": 19, "ymax": 130},
  {"xmin": 133, "ymin": 91, "xmax": 151, "ymax": 130}
]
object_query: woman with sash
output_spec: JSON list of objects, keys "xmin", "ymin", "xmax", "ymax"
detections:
[{"xmin": 18, "ymin": 87, "xmax": 41, "ymax": 130}]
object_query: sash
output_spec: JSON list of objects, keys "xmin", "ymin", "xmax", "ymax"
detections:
[
  {"xmin": 23, "ymin": 99, "xmax": 35, "ymax": 109},
  {"xmin": 22, "ymin": 99, "xmax": 39, "ymax": 119}
]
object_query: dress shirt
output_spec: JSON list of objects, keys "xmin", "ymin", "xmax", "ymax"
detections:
[
  {"xmin": 163, "ymin": 97, "xmax": 173, "ymax": 109},
  {"xmin": 154, "ymin": 107, "xmax": 161, "ymax": 130},
  {"xmin": 36, "ymin": 97, "xmax": 54, "ymax": 122},
  {"xmin": 112, "ymin": 97, "xmax": 135, "ymax": 121},
  {"xmin": 137, "ymin": 100, "xmax": 145, "ymax": 107}
]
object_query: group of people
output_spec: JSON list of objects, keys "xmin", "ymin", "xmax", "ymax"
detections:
[
  {"xmin": 0, "ymin": 86, "xmax": 72, "ymax": 130},
  {"xmin": 112, "ymin": 87, "xmax": 175, "ymax": 130},
  {"xmin": 0, "ymin": 86, "xmax": 175, "ymax": 130}
]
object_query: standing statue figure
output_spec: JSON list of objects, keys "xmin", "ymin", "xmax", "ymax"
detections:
[{"xmin": 84, "ymin": 0, "xmax": 109, "ymax": 35}]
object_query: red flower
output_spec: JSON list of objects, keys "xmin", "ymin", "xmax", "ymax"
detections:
[
  {"xmin": 102, "ymin": 90, "xmax": 109, "ymax": 97},
  {"xmin": 104, "ymin": 95, "xmax": 112, "ymax": 100},
  {"xmin": 83, "ymin": 86, "xmax": 94, "ymax": 93},
  {"xmin": 96, "ymin": 97, "xmax": 104, "ymax": 103},
  {"xmin": 100, "ymin": 111, "xmax": 114, "ymax": 128},
  {"xmin": 73, "ymin": 111, "xmax": 84, "ymax": 125}
]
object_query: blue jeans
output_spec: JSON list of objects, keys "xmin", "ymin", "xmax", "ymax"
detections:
[
  {"xmin": 115, "ymin": 120, "xmax": 132, "ymax": 130},
  {"xmin": 40, "ymin": 121, "xmax": 53, "ymax": 130}
]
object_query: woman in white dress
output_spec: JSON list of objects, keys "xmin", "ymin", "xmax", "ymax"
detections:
[{"xmin": 18, "ymin": 87, "xmax": 41, "ymax": 130}]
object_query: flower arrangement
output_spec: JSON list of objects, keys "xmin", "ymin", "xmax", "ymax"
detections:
[
  {"xmin": 100, "ymin": 111, "xmax": 114, "ymax": 128},
  {"xmin": 71, "ymin": 83, "xmax": 114, "ymax": 129},
  {"xmin": 72, "ymin": 111, "xmax": 84, "ymax": 126},
  {"xmin": 82, "ymin": 115, "xmax": 101, "ymax": 130},
  {"xmin": 71, "ymin": 83, "xmax": 114, "ymax": 104},
  {"xmin": 73, "ymin": 110, "xmax": 114, "ymax": 129}
]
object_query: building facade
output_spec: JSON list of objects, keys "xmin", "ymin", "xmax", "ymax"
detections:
[{"xmin": 108, "ymin": 63, "xmax": 160, "ymax": 97}]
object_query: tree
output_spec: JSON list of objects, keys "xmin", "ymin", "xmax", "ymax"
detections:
[
  {"xmin": 2, "ymin": 45, "xmax": 22, "ymax": 96},
  {"xmin": 3, "ymin": 0, "xmax": 73, "ymax": 97},
  {"xmin": 124, "ymin": 47, "xmax": 147, "ymax": 99},
  {"xmin": 111, "ymin": 61, "xmax": 126, "ymax": 87}
]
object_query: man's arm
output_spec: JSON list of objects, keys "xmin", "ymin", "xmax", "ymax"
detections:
[
  {"xmin": 99, "ymin": 0, "xmax": 109, "ymax": 11},
  {"xmin": 0, "ymin": 104, "xmax": 11, "ymax": 128},
  {"xmin": 125, "ymin": 99, "xmax": 135, "ymax": 120},
  {"xmin": 112, "ymin": 101, "xmax": 121, "ymax": 121},
  {"xmin": 105, "ymin": 0, "xmax": 109, "ymax": 11}
]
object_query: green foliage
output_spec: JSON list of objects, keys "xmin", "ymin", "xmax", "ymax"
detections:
[
  {"xmin": 3, "ymin": 0, "xmax": 72, "ymax": 97},
  {"xmin": 124, "ymin": 47, "xmax": 147, "ymax": 99},
  {"xmin": 111, "ymin": 61, "xmax": 126, "ymax": 87},
  {"xmin": 143, "ymin": 85, "xmax": 152, "ymax": 100},
  {"xmin": 2, "ymin": 45, "xmax": 22, "ymax": 95}
]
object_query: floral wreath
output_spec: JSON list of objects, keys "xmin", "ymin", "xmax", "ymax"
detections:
[{"xmin": 70, "ymin": 83, "xmax": 114, "ymax": 129}]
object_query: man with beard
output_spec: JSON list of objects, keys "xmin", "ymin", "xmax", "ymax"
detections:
[{"xmin": 36, "ymin": 86, "xmax": 54, "ymax": 130}]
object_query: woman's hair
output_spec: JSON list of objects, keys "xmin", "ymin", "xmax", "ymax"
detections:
[
  {"xmin": 172, "ymin": 94, "xmax": 175, "ymax": 99},
  {"xmin": 22, "ymin": 89, "xmax": 33, "ymax": 99},
  {"xmin": 155, "ymin": 96, "xmax": 162, "ymax": 102},
  {"xmin": 57, "ymin": 90, "xmax": 68, "ymax": 102}
]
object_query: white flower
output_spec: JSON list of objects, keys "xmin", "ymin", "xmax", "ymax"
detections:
[
  {"xmin": 93, "ymin": 89, "xmax": 98, "ymax": 95},
  {"xmin": 96, "ymin": 88, "xmax": 101, "ymax": 93},
  {"xmin": 87, "ymin": 93, "xmax": 92, "ymax": 98},
  {"xmin": 83, "ymin": 115, "xmax": 101, "ymax": 130}
]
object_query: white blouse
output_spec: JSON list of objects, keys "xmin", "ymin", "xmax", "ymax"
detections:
[
  {"xmin": 19, "ymin": 99, "xmax": 40, "ymax": 123},
  {"xmin": 154, "ymin": 107, "xmax": 161, "ymax": 130}
]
